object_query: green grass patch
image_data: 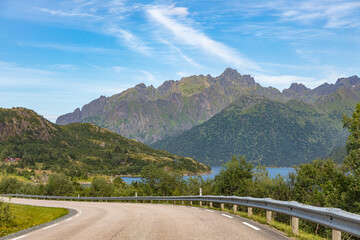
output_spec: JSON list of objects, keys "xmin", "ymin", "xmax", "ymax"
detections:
[{"xmin": 0, "ymin": 203, "xmax": 68, "ymax": 237}]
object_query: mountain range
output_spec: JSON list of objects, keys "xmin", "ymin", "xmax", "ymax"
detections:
[
  {"xmin": 151, "ymin": 95, "xmax": 347, "ymax": 166},
  {"xmin": 56, "ymin": 68, "xmax": 360, "ymax": 166},
  {"xmin": 0, "ymin": 108, "xmax": 210, "ymax": 176}
]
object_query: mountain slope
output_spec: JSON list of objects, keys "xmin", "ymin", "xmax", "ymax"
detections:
[
  {"xmin": 151, "ymin": 95, "xmax": 348, "ymax": 166},
  {"xmin": 57, "ymin": 68, "xmax": 359, "ymax": 146},
  {"xmin": 56, "ymin": 68, "xmax": 286, "ymax": 144},
  {"xmin": 0, "ymin": 108, "xmax": 210, "ymax": 176}
]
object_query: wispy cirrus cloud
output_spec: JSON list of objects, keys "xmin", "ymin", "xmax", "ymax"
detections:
[
  {"xmin": 236, "ymin": 0, "xmax": 360, "ymax": 29},
  {"xmin": 0, "ymin": 61, "xmax": 53, "ymax": 75},
  {"xmin": 140, "ymin": 70, "xmax": 156, "ymax": 83},
  {"xmin": 105, "ymin": 27, "xmax": 151, "ymax": 55},
  {"xmin": 160, "ymin": 39, "xmax": 204, "ymax": 68},
  {"xmin": 49, "ymin": 64, "xmax": 78, "ymax": 70},
  {"xmin": 19, "ymin": 42, "xmax": 123, "ymax": 54},
  {"xmin": 146, "ymin": 4, "xmax": 260, "ymax": 72},
  {"xmin": 277, "ymin": 1, "xmax": 360, "ymax": 28},
  {"xmin": 36, "ymin": 7, "xmax": 100, "ymax": 19}
]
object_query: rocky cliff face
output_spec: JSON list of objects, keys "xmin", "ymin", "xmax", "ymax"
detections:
[
  {"xmin": 56, "ymin": 69, "xmax": 359, "ymax": 145},
  {"xmin": 0, "ymin": 107, "xmax": 58, "ymax": 142},
  {"xmin": 57, "ymin": 68, "xmax": 285, "ymax": 144}
]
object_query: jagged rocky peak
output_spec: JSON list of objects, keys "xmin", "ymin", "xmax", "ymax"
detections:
[
  {"xmin": 282, "ymin": 83, "xmax": 310, "ymax": 97},
  {"xmin": 288, "ymin": 83, "xmax": 310, "ymax": 93},
  {"xmin": 217, "ymin": 68, "xmax": 255, "ymax": 86},
  {"xmin": 312, "ymin": 83, "xmax": 337, "ymax": 96},
  {"xmin": 135, "ymin": 83, "xmax": 147, "ymax": 89},
  {"xmin": 335, "ymin": 75, "xmax": 360, "ymax": 87}
]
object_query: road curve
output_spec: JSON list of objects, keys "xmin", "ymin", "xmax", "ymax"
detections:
[{"xmin": 4, "ymin": 198, "xmax": 290, "ymax": 240}]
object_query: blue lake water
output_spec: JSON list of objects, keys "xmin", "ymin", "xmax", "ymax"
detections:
[{"xmin": 121, "ymin": 166, "xmax": 295, "ymax": 184}]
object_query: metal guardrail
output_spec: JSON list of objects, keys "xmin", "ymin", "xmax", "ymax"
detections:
[{"xmin": 3, "ymin": 194, "xmax": 360, "ymax": 238}]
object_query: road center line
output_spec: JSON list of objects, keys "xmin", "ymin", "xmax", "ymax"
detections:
[
  {"xmin": 65, "ymin": 217, "xmax": 73, "ymax": 221},
  {"xmin": 221, "ymin": 214, "xmax": 234, "ymax": 219},
  {"xmin": 242, "ymin": 222, "xmax": 261, "ymax": 230},
  {"xmin": 43, "ymin": 223, "xmax": 59, "ymax": 230},
  {"xmin": 12, "ymin": 235, "xmax": 26, "ymax": 240},
  {"xmin": 205, "ymin": 210, "xmax": 214, "ymax": 212}
]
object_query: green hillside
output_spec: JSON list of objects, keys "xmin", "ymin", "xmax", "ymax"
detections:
[
  {"xmin": 0, "ymin": 108, "xmax": 210, "ymax": 177},
  {"xmin": 152, "ymin": 95, "xmax": 348, "ymax": 166}
]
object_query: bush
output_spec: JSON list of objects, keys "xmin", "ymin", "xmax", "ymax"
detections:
[{"xmin": 0, "ymin": 199, "xmax": 13, "ymax": 226}]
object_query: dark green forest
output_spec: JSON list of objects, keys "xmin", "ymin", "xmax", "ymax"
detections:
[
  {"xmin": 152, "ymin": 95, "xmax": 348, "ymax": 166},
  {"xmin": 0, "ymin": 108, "xmax": 210, "ymax": 176}
]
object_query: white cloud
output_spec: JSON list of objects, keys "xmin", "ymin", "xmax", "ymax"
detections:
[
  {"xmin": 20, "ymin": 42, "xmax": 122, "ymax": 54},
  {"xmin": 254, "ymin": 74, "xmax": 317, "ymax": 89},
  {"xmin": 160, "ymin": 39, "xmax": 204, "ymax": 68},
  {"xmin": 44, "ymin": 115, "xmax": 59, "ymax": 122},
  {"xmin": 140, "ymin": 70, "xmax": 156, "ymax": 83},
  {"xmin": 50, "ymin": 64, "xmax": 78, "ymax": 70},
  {"xmin": 277, "ymin": 1, "xmax": 360, "ymax": 29},
  {"xmin": 105, "ymin": 27, "xmax": 151, "ymax": 55},
  {"xmin": 146, "ymin": 4, "xmax": 260, "ymax": 72},
  {"xmin": 36, "ymin": 7, "xmax": 102, "ymax": 20},
  {"xmin": 112, "ymin": 66, "xmax": 127, "ymax": 72},
  {"xmin": 0, "ymin": 61, "xmax": 54, "ymax": 75}
]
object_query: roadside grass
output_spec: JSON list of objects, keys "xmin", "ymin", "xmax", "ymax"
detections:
[{"xmin": 0, "ymin": 203, "xmax": 68, "ymax": 237}]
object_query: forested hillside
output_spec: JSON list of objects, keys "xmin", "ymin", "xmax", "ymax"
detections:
[
  {"xmin": 152, "ymin": 95, "xmax": 348, "ymax": 166},
  {"xmin": 0, "ymin": 108, "xmax": 210, "ymax": 177}
]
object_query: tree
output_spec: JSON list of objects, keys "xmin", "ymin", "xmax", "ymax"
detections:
[
  {"xmin": 46, "ymin": 173, "xmax": 73, "ymax": 196},
  {"xmin": 214, "ymin": 155, "xmax": 253, "ymax": 196},
  {"xmin": 140, "ymin": 165, "xmax": 185, "ymax": 196},
  {"xmin": 90, "ymin": 177, "xmax": 113, "ymax": 197},
  {"xmin": 0, "ymin": 177, "xmax": 22, "ymax": 194},
  {"xmin": 343, "ymin": 103, "xmax": 360, "ymax": 212}
]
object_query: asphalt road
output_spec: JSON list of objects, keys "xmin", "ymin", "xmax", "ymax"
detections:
[{"xmin": 4, "ymin": 198, "xmax": 290, "ymax": 240}]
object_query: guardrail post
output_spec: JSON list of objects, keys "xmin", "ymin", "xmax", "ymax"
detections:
[
  {"xmin": 332, "ymin": 229, "xmax": 341, "ymax": 240},
  {"xmin": 292, "ymin": 217, "xmax": 299, "ymax": 234},
  {"xmin": 190, "ymin": 201, "xmax": 193, "ymax": 205},
  {"xmin": 266, "ymin": 210, "xmax": 272, "ymax": 224},
  {"xmin": 173, "ymin": 201, "xmax": 176, "ymax": 205},
  {"xmin": 233, "ymin": 204, "xmax": 237, "ymax": 213},
  {"xmin": 221, "ymin": 203, "xmax": 225, "ymax": 211},
  {"xmin": 209, "ymin": 202, "xmax": 213, "ymax": 208},
  {"xmin": 200, "ymin": 201, "xmax": 202, "ymax": 206},
  {"xmin": 248, "ymin": 207, "xmax": 253, "ymax": 217},
  {"xmin": 151, "ymin": 200, "xmax": 153, "ymax": 203},
  {"xmin": 181, "ymin": 200, "xmax": 184, "ymax": 205}
]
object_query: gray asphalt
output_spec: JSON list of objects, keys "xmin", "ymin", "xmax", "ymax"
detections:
[{"xmin": 4, "ymin": 198, "xmax": 290, "ymax": 240}]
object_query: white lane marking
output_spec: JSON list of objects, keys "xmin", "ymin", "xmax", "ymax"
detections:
[
  {"xmin": 221, "ymin": 214, "xmax": 234, "ymax": 219},
  {"xmin": 65, "ymin": 217, "xmax": 73, "ymax": 221},
  {"xmin": 242, "ymin": 222, "xmax": 261, "ymax": 231},
  {"xmin": 205, "ymin": 210, "xmax": 214, "ymax": 212},
  {"xmin": 43, "ymin": 223, "xmax": 59, "ymax": 230},
  {"xmin": 191, "ymin": 207, "xmax": 198, "ymax": 209},
  {"xmin": 75, "ymin": 214, "xmax": 80, "ymax": 217},
  {"xmin": 12, "ymin": 236, "xmax": 26, "ymax": 240}
]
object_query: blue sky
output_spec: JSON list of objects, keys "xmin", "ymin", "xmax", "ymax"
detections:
[{"xmin": 0, "ymin": 0, "xmax": 359, "ymax": 121}]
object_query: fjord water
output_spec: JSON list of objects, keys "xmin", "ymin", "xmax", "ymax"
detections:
[{"xmin": 122, "ymin": 166, "xmax": 295, "ymax": 184}]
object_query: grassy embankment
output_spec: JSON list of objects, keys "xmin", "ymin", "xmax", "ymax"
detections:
[{"xmin": 0, "ymin": 203, "xmax": 68, "ymax": 237}]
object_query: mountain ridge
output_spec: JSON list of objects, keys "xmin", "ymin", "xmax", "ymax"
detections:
[{"xmin": 56, "ymin": 68, "xmax": 359, "ymax": 165}]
